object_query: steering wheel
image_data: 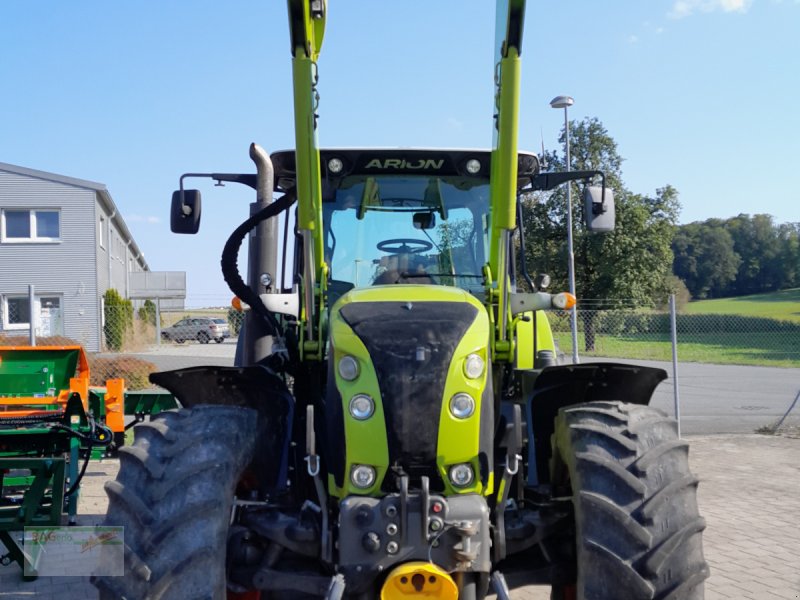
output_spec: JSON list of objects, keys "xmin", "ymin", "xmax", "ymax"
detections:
[{"xmin": 376, "ymin": 238, "xmax": 433, "ymax": 254}]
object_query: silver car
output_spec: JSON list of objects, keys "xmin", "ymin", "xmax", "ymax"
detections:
[{"xmin": 161, "ymin": 317, "xmax": 231, "ymax": 344}]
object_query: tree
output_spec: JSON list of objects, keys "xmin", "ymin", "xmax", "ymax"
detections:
[
  {"xmin": 520, "ymin": 117, "xmax": 679, "ymax": 351},
  {"xmin": 137, "ymin": 299, "xmax": 158, "ymax": 326},
  {"xmin": 726, "ymin": 214, "xmax": 786, "ymax": 295},
  {"xmin": 103, "ymin": 288, "xmax": 133, "ymax": 351},
  {"xmin": 673, "ymin": 215, "xmax": 800, "ymax": 298},
  {"xmin": 672, "ymin": 220, "xmax": 740, "ymax": 298},
  {"xmin": 777, "ymin": 222, "xmax": 800, "ymax": 289}
]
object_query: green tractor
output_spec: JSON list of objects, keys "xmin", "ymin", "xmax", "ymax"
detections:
[{"xmin": 93, "ymin": 2, "xmax": 708, "ymax": 599}]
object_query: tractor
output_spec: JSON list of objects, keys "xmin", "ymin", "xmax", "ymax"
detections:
[{"xmin": 93, "ymin": 1, "xmax": 708, "ymax": 598}]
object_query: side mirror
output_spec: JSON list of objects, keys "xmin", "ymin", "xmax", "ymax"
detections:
[
  {"xmin": 534, "ymin": 273, "xmax": 551, "ymax": 290},
  {"xmin": 171, "ymin": 190, "xmax": 202, "ymax": 234},
  {"xmin": 583, "ymin": 186, "xmax": 615, "ymax": 232},
  {"xmin": 413, "ymin": 212, "xmax": 436, "ymax": 230}
]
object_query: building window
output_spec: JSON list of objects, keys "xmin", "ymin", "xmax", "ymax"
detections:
[
  {"xmin": 1, "ymin": 209, "xmax": 60, "ymax": 242},
  {"xmin": 3, "ymin": 296, "xmax": 30, "ymax": 328},
  {"xmin": 2, "ymin": 294, "xmax": 63, "ymax": 335}
]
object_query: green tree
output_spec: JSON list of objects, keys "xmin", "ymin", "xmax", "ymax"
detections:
[
  {"xmin": 777, "ymin": 222, "xmax": 800, "ymax": 289},
  {"xmin": 520, "ymin": 117, "xmax": 679, "ymax": 351},
  {"xmin": 137, "ymin": 299, "xmax": 158, "ymax": 326},
  {"xmin": 103, "ymin": 288, "xmax": 133, "ymax": 351},
  {"xmin": 672, "ymin": 220, "xmax": 740, "ymax": 298}
]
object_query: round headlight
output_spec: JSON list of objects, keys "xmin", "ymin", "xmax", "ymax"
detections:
[
  {"xmin": 449, "ymin": 393, "xmax": 475, "ymax": 419},
  {"xmin": 338, "ymin": 355, "xmax": 360, "ymax": 381},
  {"xmin": 448, "ymin": 463, "xmax": 475, "ymax": 487},
  {"xmin": 466, "ymin": 159, "xmax": 481, "ymax": 174},
  {"xmin": 351, "ymin": 464, "xmax": 376, "ymax": 488},
  {"xmin": 463, "ymin": 353, "xmax": 485, "ymax": 379},
  {"xmin": 349, "ymin": 394, "xmax": 375, "ymax": 420},
  {"xmin": 328, "ymin": 157, "xmax": 344, "ymax": 173}
]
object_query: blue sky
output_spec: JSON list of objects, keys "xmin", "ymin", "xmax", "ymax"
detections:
[{"xmin": 2, "ymin": 1, "xmax": 798, "ymax": 305}]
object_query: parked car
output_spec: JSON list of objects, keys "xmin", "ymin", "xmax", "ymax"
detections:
[{"xmin": 161, "ymin": 317, "xmax": 231, "ymax": 344}]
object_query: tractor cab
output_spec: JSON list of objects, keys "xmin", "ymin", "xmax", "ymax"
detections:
[{"xmin": 271, "ymin": 148, "xmax": 540, "ymax": 304}]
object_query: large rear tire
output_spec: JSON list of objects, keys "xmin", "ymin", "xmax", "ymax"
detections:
[
  {"xmin": 93, "ymin": 405, "xmax": 258, "ymax": 600},
  {"xmin": 550, "ymin": 401, "xmax": 708, "ymax": 600}
]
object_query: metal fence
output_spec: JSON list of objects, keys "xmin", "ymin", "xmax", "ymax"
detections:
[{"xmin": 547, "ymin": 302, "xmax": 800, "ymax": 368}]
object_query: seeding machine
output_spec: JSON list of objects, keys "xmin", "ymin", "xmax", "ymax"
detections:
[{"xmin": 0, "ymin": 344, "xmax": 175, "ymax": 576}]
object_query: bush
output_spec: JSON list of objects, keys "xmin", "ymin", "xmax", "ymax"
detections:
[
  {"xmin": 137, "ymin": 299, "xmax": 157, "ymax": 327},
  {"xmin": 89, "ymin": 356, "xmax": 158, "ymax": 390},
  {"xmin": 103, "ymin": 289, "xmax": 133, "ymax": 351}
]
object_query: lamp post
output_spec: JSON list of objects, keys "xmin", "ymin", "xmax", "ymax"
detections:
[{"xmin": 550, "ymin": 95, "xmax": 579, "ymax": 364}]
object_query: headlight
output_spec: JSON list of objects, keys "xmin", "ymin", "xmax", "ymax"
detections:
[
  {"xmin": 463, "ymin": 353, "xmax": 484, "ymax": 379},
  {"xmin": 338, "ymin": 355, "xmax": 360, "ymax": 381},
  {"xmin": 448, "ymin": 463, "xmax": 474, "ymax": 487},
  {"xmin": 449, "ymin": 393, "xmax": 475, "ymax": 419},
  {"xmin": 351, "ymin": 464, "xmax": 377, "ymax": 488},
  {"xmin": 349, "ymin": 394, "xmax": 375, "ymax": 420}
]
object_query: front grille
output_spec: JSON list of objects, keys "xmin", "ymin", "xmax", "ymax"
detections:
[{"xmin": 339, "ymin": 301, "xmax": 478, "ymax": 472}]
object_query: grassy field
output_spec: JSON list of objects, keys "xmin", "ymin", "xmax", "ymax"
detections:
[
  {"xmin": 683, "ymin": 288, "xmax": 800, "ymax": 323},
  {"xmin": 554, "ymin": 331, "xmax": 800, "ymax": 368}
]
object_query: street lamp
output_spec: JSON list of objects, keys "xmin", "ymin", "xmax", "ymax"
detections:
[{"xmin": 550, "ymin": 95, "xmax": 579, "ymax": 364}]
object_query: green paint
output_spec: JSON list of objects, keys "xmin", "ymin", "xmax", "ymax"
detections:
[
  {"xmin": 0, "ymin": 348, "xmax": 79, "ymax": 397},
  {"xmin": 436, "ymin": 300, "xmax": 493, "ymax": 495},
  {"xmin": 328, "ymin": 302, "xmax": 388, "ymax": 498}
]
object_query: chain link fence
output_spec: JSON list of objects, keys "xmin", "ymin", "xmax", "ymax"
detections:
[
  {"xmin": 3, "ymin": 297, "xmax": 798, "ymax": 432},
  {"xmin": 91, "ymin": 306, "xmax": 244, "ymax": 389},
  {"xmin": 548, "ymin": 301, "xmax": 800, "ymax": 368},
  {"xmin": 547, "ymin": 300, "xmax": 800, "ymax": 434}
]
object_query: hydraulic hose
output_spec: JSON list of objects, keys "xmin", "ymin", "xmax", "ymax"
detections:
[{"xmin": 220, "ymin": 193, "xmax": 297, "ymax": 338}]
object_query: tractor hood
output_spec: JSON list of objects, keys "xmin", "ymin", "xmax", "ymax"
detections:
[{"xmin": 325, "ymin": 286, "xmax": 493, "ymax": 498}]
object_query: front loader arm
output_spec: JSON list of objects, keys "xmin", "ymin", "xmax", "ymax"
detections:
[
  {"xmin": 488, "ymin": 0, "xmax": 526, "ymax": 361},
  {"xmin": 288, "ymin": 0, "xmax": 327, "ymax": 357}
]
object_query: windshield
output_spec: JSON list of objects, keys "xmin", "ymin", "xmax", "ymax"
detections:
[{"xmin": 323, "ymin": 175, "xmax": 490, "ymax": 294}]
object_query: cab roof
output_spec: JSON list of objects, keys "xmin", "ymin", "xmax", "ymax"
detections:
[{"xmin": 270, "ymin": 148, "xmax": 540, "ymax": 191}]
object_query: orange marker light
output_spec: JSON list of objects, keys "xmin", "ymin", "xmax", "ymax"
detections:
[
  {"xmin": 231, "ymin": 296, "xmax": 250, "ymax": 311},
  {"xmin": 552, "ymin": 292, "xmax": 577, "ymax": 311}
]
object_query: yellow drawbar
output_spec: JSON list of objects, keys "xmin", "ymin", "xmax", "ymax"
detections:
[{"xmin": 380, "ymin": 562, "xmax": 458, "ymax": 599}]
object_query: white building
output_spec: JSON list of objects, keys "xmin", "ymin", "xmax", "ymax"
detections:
[{"xmin": 0, "ymin": 162, "xmax": 149, "ymax": 350}]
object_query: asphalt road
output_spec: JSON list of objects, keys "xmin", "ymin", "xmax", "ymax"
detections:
[
  {"xmin": 132, "ymin": 342, "xmax": 800, "ymax": 435},
  {"xmin": 598, "ymin": 358, "xmax": 800, "ymax": 435}
]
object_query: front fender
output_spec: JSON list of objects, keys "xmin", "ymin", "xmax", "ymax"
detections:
[{"xmin": 523, "ymin": 362, "xmax": 667, "ymax": 485}]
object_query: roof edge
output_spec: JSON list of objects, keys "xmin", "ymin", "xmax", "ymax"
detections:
[{"xmin": 0, "ymin": 161, "xmax": 107, "ymax": 192}]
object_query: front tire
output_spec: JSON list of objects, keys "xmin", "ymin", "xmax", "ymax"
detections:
[
  {"xmin": 93, "ymin": 406, "xmax": 258, "ymax": 600},
  {"xmin": 550, "ymin": 401, "xmax": 708, "ymax": 600}
]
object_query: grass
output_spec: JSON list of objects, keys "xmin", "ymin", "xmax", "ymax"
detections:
[
  {"xmin": 683, "ymin": 288, "xmax": 800, "ymax": 323},
  {"xmin": 554, "ymin": 330, "xmax": 800, "ymax": 368}
]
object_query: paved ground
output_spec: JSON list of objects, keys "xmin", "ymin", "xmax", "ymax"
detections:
[{"xmin": 2, "ymin": 433, "xmax": 798, "ymax": 599}]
